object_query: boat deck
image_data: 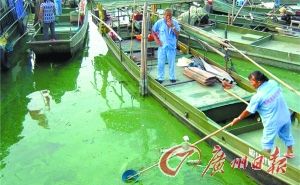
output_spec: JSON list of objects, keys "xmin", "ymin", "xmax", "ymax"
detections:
[{"xmin": 121, "ymin": 39, "xmax": 252, "ymax": 120}]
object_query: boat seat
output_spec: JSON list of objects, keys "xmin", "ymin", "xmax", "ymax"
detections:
[
  {"xmin": 241, "ymin": 33, "xmax": 262, "ymax": 41},
  {"xmin": 34, "ymin": 32, "xmax": 74, "ymax": 40}
]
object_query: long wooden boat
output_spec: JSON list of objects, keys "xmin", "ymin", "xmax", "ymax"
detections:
[
  {"xmin": 233, "ymin": 0, "xmax": 299, "ymax": 5},
  {"xmin": 212, "ymin": 0, "xmax": 299, "ymax": 16},
  {"xmin": 27, "ymin": 0, "xmax": 88, "ymax": 58},
  {"xmin": 171, "ymin": 3, "xmax": 283, "ymax": 32},
  {"xmin": 178, "ymin": 21, "xmax": 300, "ymax": 72},
  {"xmin": 92, "ymin": 2, "xmax": 299, "ymax": 185},
  {"xmin": 211, "ymin": 0, "xmax": 272, "ymax": 17}
]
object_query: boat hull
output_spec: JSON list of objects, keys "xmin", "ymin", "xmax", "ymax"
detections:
[{"xmin": 27, "ymin": 6, "xmax": 88, "ymax": 57}]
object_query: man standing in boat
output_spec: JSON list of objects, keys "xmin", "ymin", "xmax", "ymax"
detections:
[
  {"xmin": 231, "ymin": 71, "xmax": 295, "ymax": 158},
  {"xmin": 39, "ymin": 0, "xmax": 56, "ymax": 40},
  {"xmin": 152, "ymin": 8, "xmax": 180, "ymax": 84}
]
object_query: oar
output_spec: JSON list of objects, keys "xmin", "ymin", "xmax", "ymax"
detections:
[{"xmin": 122, "ymin": 122, "xmax": 233, "ymax": 183}]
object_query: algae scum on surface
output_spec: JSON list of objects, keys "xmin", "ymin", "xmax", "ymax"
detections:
[{"xmin": 1, "ymin": 21, "xmax": 257, "ymax": 185}]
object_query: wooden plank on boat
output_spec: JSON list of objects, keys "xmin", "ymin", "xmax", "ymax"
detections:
[{"xmin": 183, "ymin": 67, "xmax": 217, "ymax": 86}]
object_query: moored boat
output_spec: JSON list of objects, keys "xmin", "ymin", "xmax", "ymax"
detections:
[
  {"xmin": 26, "ymin": 0, "xmax": 88, "ymax": 58},
  {"xmin": 172, "ymin": 2, "xmax": 300, "ymax": 35},
  {"xmin": 91, "ymin": 2, "xmax": 300, "ymax": 184},
  {"xmin": 178, "ymin": 20, "xmax": 300, "ymax": 72}
]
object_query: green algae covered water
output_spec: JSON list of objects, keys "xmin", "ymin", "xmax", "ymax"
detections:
[{"xmin": 0, "ymin": 19, "xmax": 259, "ymax": 185}]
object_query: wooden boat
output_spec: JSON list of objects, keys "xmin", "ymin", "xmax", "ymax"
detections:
[
  {"xmin": 275, "ymin": 23, "xmax": 300, "ymax": 37},
  {"xmin": 211, "ymin": 0, "xmax": 273, "ymax": 17},
  {"xmin": 27, "ymin": 0, "xmax": 88, "ymax": 58},
  {"xmin": 210, "ymin": 0, "xmax": 300, "ymax": 28},
  {"xmin": 92, "ymin": 2, "xmax": 299, "ymax": 185},
  {"xmin": 172, "ymin": 2, "xmax": 300, "ymax": 40},
  {"xmin": 0, "ymin": 0, "xmax": 31, "ymax": 70},
  {"xmin": 178, "ymin": 21, "xmax": 300, "ymax": 72}
]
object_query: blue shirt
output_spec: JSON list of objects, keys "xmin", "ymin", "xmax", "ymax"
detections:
[
  {"xmin": 152, "ymin": 18, "xmax": 180, "ymax": 49},
  {"xmin": 41, "ymin": 0, "xmax": 55, "ymax": 23},
  {"xmin": 246, "ymin": 80, "xmax": 290, "ymax": 128}
]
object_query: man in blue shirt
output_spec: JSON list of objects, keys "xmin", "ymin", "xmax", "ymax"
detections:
[
  {"xmin": 39, "ymin": 0, "xmax": 56, "ymax": 40},
  {"xmin": 231, "ymin": 71, "xmax": 294, "ymax": 158},
  {"xmin": 152, "ymin": 9, "xmax": 180, "ymax": 84}
]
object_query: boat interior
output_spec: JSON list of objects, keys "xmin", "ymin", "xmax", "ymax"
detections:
[{"xmin": 31, "ymin": 8, "xmax": 82, "ymax": 41}]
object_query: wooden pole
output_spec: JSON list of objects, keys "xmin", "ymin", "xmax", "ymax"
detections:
[
  {"xmin": 129, "ymin": 7, "xmax": 135, "ymax": 58},
  {"xmin": 193, "ymin": 39, "xmax": 225, "ymax": 57},
  {"xmin": 193, "ymin": 122, "xmax": 233, "ymax": 145},
  {"xmin": 224, "ymin": 88, "xmax": 249, "ymax": 105},
  {"xmin": 126, "ymin": 121, "xmax": 233, "ymax": 180},
  {"xmin": 231, "ymin": 0, "xmax": 235, "ymax": 25},
  {"xmin": 140, "ymin": 2, "xmax": 148, "ymax": 96},
  {"xmin": 232, "ymin": 0, "xmax": 248, "ymax": 24},
  {"xmin": 182, "ymin": 22, "xmax": 300, "ymax": 97},
  {"xmin": 182, "ymin": 24, "xmax": 300, "ymax": 107},
  {"xmin": 228, "ymin": 43, "xmax": 300, "ymax": 96},
  {"xmin": 180, "ymin": 22, "xmax": 230, "ymax": 48}
]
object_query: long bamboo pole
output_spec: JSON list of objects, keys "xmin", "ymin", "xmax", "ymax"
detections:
[
  {"xmin": 180, "ymin": 22, "xmax": 230, "ymax": 48},
  {"xmin": 228, "ymin": 43, "xmax": 300, "ymax": 96},
  {"xmin": 231, "ymin": 0, "xmax": 235, "ymax": 25},
  {"xmin": 181, "ymin": 22, "xmax": 300, "ymax": 97},
  {"xmin": 224, "ymin": 88, "xmax": 249, "ymax": 105},
  {"xmin": 126, "ymin": 121, "xmax": 233, "ymax": 180},
  {"xmin": 140, "ymin": 2, "xmax": 148, "ymax": 96},
  {"xmin": 232, "ymin": 0, "xmax": 248, "ymax": 24}
]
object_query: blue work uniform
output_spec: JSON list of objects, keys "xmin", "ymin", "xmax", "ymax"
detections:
[
  {"xmin": 152, "ymin": 18, "xmax": 180, "ymax": 81},
  {"xmin": 246, "ymin": 80, "xmax": 294, "ymax": 150}
]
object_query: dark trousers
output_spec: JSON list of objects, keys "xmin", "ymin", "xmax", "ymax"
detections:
[{"xmin": 43, "ymin": 22, "xmax": 56, "ymax": 40}]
